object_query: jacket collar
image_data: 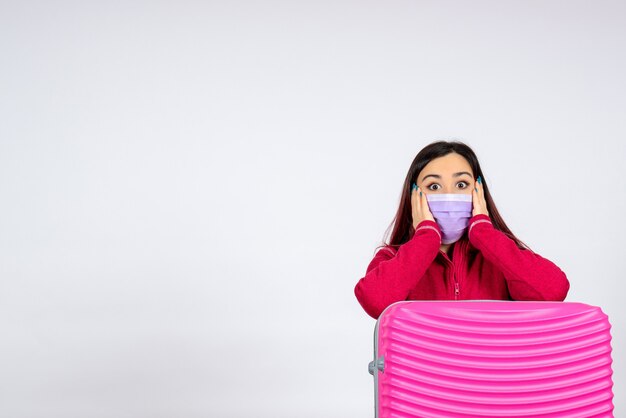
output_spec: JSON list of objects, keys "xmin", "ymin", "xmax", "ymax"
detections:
[{"xmin": 437, "ymin": 233, "xmax": 478, "ymax": 262}]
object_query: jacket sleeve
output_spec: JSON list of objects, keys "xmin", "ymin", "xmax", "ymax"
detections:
[
  {"xmin": 354, "ymin": 220, "xmax": 442, "ymax": 319},
  {"xmin": 467, "ymin": 214, "xmax": 570, "ymax": 301}
]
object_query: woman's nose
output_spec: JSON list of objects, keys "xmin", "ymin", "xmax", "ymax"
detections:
[{"xmin": 443, "ymin": 186, "xmax": 471, "ymax": 194}]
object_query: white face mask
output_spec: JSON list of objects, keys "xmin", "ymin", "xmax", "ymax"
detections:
[{"xmin": 426, "ymin": 194, "xmax": 473, "ymax": 244}]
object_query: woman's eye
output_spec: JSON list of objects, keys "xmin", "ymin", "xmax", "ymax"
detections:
[{"xmin": 427, "ymin": 182, "xmax": 468, "ymax": 191}]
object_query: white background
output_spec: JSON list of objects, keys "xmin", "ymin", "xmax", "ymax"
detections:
[{"xmin": 1, "ymin": 1, "xmax": 624, "ymax": 417}]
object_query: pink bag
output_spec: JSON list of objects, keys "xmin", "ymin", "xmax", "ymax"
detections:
[{"xmin": 368, "ymin": 301, "xmax": 614, "ymax": 417}]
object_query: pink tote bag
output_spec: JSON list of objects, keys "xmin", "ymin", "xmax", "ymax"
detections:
[{"xmin": 368, "ymin": 301, "xmax": 614, "ymax": 417}]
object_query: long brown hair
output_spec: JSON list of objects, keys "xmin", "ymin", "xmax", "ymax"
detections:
[{"xmin": 376, "ymin": 140, "xmax": 532, "ymax": 255}]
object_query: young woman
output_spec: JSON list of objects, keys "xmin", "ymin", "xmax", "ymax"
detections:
[{"xmin": 354, "ymin": 140, "xmax": 570, "ymax": 319}]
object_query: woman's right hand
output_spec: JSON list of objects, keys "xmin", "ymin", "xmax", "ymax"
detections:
[{"xmin": 411, "ymin": 183, "xmax": 435, "ymax": 229}]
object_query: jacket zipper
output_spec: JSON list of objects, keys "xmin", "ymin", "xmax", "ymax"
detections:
[
  {"xmin": 441, "ymin": 245, "xmax": 461, "ymax": 300},
  {"xmin": 449, "ymin": 240, "xmax": 465, "ymax": 300}
]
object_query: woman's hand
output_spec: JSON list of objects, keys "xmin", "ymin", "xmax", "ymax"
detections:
[
  {"xmin": 411, "ymin": 184, "xmax": 435, "ymax": 229},
  {"xmin": 472, "ymin": 176, "xmax": 490, "ymax": 217}
]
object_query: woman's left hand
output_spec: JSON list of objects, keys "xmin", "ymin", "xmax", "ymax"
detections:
[{"xmin": 472, "ymin": 176, "xmax": 489, "ymax": 217}]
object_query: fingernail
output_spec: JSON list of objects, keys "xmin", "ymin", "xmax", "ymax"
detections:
[
  {"xmin": 477, "ymin": 176, "xmax": 482, "ymax": 184},
  {"xmin": 411, "ymin": 183, "xmax": 417, "ymax": 191},
  {"xmin": 419, "ymin": 191, "xmax": 422, "ymax": 197}
]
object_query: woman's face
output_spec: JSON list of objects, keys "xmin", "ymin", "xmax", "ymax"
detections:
[{"xmin": 417, "ymin": 153, "xmax": 475, "ymax": 195}]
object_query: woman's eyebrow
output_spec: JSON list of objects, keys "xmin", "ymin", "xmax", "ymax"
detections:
[{"xmin": 421, "ymin": 171, "xmax": 473, "ymax": 182}]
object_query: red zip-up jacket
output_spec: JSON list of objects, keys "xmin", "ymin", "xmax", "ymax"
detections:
[{"xmin": 354, "ymin": 214, "xmax": 570, "ymax": 319}]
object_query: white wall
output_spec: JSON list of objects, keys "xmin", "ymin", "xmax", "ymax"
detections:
[{"xmin": 0, "ymin": 1, "xmax": 624, "ymax": 416}]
